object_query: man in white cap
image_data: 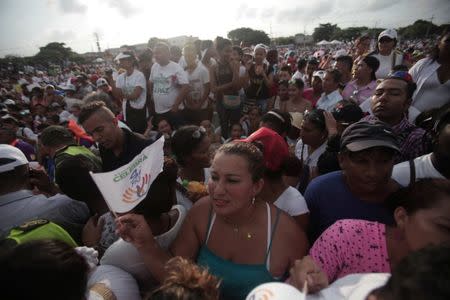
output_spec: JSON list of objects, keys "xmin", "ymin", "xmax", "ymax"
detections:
[
  {"xmin": 369, "ymin": 29, "xmax": 404, "ymax": 79},
  {"xmin": 0, "ymin": 144, "xmax": 89, "ymax": 242},
  {"xmin": 110, "ymin": 51, "xmax": 148, "ymax": 134}
]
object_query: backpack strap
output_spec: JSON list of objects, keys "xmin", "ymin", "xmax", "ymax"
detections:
[{"xmin": 408, "ymin": 159, "xmax": 416, "ymax": 186}]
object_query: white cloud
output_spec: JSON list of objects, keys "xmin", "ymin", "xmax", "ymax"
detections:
[
  {"xmin": 57, "ymin": 0, "xmax": 87, "ymax": 14},
  {"xmin": 105, "ymin": 0, "xmax": 139, "ymax": 18}
]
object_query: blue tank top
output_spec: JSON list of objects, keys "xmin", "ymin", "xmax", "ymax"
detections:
[{"xmin": 197, "ymin": 203, "xmax": 281, "ymax": 300}]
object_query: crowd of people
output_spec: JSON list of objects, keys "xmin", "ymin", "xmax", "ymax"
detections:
[{"xmin": 0, "ymin": 27, "xmax": 449, "ymax": 300}]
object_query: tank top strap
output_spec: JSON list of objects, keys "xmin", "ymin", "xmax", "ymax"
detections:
[
  {"xmin": 204, "ymin": 205, "xmax": 216, "ymax": 245},
  {"xmin": 265, "ymin": 205, "xmax": 281, "ymax": 269}
]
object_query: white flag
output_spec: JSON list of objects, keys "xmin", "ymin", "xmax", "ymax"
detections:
[{"xmin": 90, "ymin": 136, "xmax": 165, "ymax": 213}]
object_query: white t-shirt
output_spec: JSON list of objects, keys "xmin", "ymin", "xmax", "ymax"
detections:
[
  {"xmin": 371, "ymin": 51, "xmax": 403, "ymax": 79},
  {"xmin": 273, "ymin": 186, "xmax": 309, "ymax": 216},
  {"xmin": 87, "ymin": 265, "xmax": 140, "ymax": 300},
  {"xmin": 410, "ymin": 68, "xmax": 450, "ymax": 112},
  {"xmin": 100, "ymin": 205, "xmax": 187, "ymax": 287},
  {"xmin": 116, "ymin": 69, "xmax": 147, "ymax": 110},
  {"xmin": 391, "ymin": 153, "xmax": 445, "ymax": 187},
  {"xmin": 186, "ymin": 62, "xmax": 210, "ymax": 109},
  {"xmin": 16, "ymin": 127, "xmax": 38, "ymax": 143},
  {"xmin": 150, "ymin": 61, "xmax": 189, "ymax": 114},
  {"xmin": 295, "ymin": 139, "xmax": 327, "ymax": 168}
]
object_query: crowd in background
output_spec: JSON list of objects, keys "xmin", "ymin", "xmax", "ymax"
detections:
[{"xmin": 0, "ymin": 27, "xmax": 449, "ymax": 300}]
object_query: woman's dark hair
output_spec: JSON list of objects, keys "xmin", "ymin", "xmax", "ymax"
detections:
[
  {"xmin": 260, "ymin": 109, "xmax": 292, "ymax": 135},
  {"xmin": 361, "ymin": 55, "xmax": 380, "ymax": 81},
  {"xmin": 387, "ymin": 178, "xmax": 450, "ymax": 215},
  {"xmin": 133, "ymin": 157, "xmax": 178, "ymax": 219},
  {"xmin": 153, "ymin": 116, "xmax": 174, "ymax": 131},
  {"xmin": 214, "ymin": 36, "xmax": 232, "ymax": 53},
  {"xmin": 289, "ymin": 78, "xmax": 305, "ymax": 90},
  {"xmin": 0, "ymin": 239, "xmax": 88, "ymax": 300},
  {"xmin": 266, "ymin": 49, "xmax": 278, "ymax": 65},
  {"xmin": 216, "ymin": 142, "xmax": 264, "ymax": 182},
  {"xmin": 278, "ymin": 79, "xmax": 289, "ymax": 89},
  {"xmin": 297, "ymin": 58, "xmax": 307, "ymax": 70},
  {"xmin": 147, "ymin": 257, "xmax": 220, "ymax": 300},
  {"xmin": 304, "ymin": 109, "xmax": 326, "ymax": 132},
  {"xmin": 370, "ymin": 244, "xmax": 450, "ymax": 300},
  {"xmin": 336, "ymin": 55, "xmax": 354, "ymax": 72},
  {"xmin": 171, "ymin": 125, "xmax": 207, "ymax": 167}
]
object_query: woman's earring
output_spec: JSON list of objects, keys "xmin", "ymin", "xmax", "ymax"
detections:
[{"xmin": 252, "ymin": 197, "xmax": 255, "ymax": 205}]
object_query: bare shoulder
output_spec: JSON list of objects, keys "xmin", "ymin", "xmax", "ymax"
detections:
[{"xmin": 271, "ymin": 205, "xmax": 309, "ymax": 254}]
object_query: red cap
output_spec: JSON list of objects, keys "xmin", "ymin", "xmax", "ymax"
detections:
[{"xmin": 239, "ymin": 127, "xmax": 289, "ymax": 172}]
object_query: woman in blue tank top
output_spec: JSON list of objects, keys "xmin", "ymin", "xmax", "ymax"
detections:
[{"xmin": 116, "ymin": 142, "xmax": 309, "ymax": 299}]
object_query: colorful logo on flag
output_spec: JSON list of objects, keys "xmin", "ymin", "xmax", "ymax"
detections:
[{"xmin": 122, "ymin": 170, "xmax": 151, "ymax": 203}]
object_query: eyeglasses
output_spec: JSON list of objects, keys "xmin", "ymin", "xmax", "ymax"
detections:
[
  {"xmin": 379, "ymin": 38, "xmax": 393, "ymax": 43},
  {"xmin": 192, "ymin": 126, "xmax": 206, "ymax": 139}
]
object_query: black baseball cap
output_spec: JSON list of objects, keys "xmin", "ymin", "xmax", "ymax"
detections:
[
  {"xmin": 332, "ymin": 100, "xmax": 364, "ymax": 126},
  {"xmin": 340, "ymin": 120, "xmax": 400, "ymax": 152}
]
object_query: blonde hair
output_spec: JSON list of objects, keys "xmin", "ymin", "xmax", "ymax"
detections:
[{"xmin": 147, "ymin": 257, "xmax": 220, "ymax": 300}]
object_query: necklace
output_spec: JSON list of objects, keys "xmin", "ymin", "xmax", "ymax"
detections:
[{"xmin": 224, "ymin": 204, "xmax": 258, "ymax": 239}]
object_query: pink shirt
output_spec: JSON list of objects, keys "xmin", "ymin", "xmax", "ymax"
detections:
[
  {"xmin": 342, "ymin": 80, "xmax": 377, "ymax": 104},
  {"xmin": 310, "ymin": 219, "xmax": 390, "ymax": 282}
]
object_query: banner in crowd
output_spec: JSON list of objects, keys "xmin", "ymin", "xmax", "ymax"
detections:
[{"xmin": 90, "ymin": 136, "xmax": 164, "ymax": 213}]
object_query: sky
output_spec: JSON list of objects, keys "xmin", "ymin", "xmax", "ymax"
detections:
[{"xmin": 0, "ymin": 0, "xmax": 449, "ymax": 57}]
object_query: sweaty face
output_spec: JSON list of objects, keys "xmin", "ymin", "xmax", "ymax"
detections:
[
  {"xmin": 403, "ymin": 197, "xmax": 450, "ymax": 251},
  {"xmin": 371, "ymin": 79, "xmax": 409, "ymax": 123},
  {"xmin": 208, "ymin": 153, "xmax": 261, "ymax": 217},
  {"xmin": 339, "ymin": 147, "xmax": 395, "ymax": 194},
  {"xmin": 81, "ymin": 111, "xmax": 118, "ymax": 149}
]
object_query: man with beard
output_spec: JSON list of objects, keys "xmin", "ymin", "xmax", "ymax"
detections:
[
  {"xmin": 365, "ymin": 71, "xmax": 428, "ymax": 163},
  {"xmin": 392, "ymin": 109, "xmax": 450, "ymax": 186}
]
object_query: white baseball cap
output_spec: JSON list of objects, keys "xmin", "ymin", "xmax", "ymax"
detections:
[
  {"xmin": 114, "ymin": 52, "xmax": 132, "ymax": 61},
  {"xmin": 96, "ymin": 78, "xmax": 108, "ymax": 88},
  {"xmin": 333, "ymin": 49, "xmax": 348, "ymax": 58},
  {"xmin": 61, "ymin": 84, "xmax": 77, "ymax": 92},
  {"xmin": 0, "ymin": 144, "xmax": 28, "ymax": 173},
  {"xmin": 246, "ymin": 282, "xmax": 305, "ymax": 300},
  {"xmin": 313, "ymin": 70, "xmax": 326, "ymax": 80},
  {"xmin": 378, "ymin": 29, "xmax": 398, "ymax": 40}
]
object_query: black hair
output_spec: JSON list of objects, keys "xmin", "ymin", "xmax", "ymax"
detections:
[
  {"xmin": 297, "ymin": 58, "xmax": 307, "ymax": 70},
  {"xmin": 232, "ymin": 46, "xmax": 243, "ymax": 58},
  {"xmin": 336, "ymin": 55, "xmax": 353, "ymax": 72},
  {"xmin": 261, "ymin": 109, "xmax": 292, "ymax": 136},
  {"xmin": 387, "ymin": 178, "xmax": 450, "ymax": 215},
  {"xmin": 78, "ymin": 101, "xmax": 113, "ymax": 125},
  {"xmin": 361, "ymin": 55, "xmax": 380, "ymax": 81},
  {"xmin": 307, "ymin": 58, "xmax": 319, "ymax": 66},
  {"xmin": 214, "ymin": 36, "xmax": 232, "ymax": 53},
  {"xmin": 153, "ymin": 115, "xmax": 174, "ymax": 131},
  {"xmin": 171, "ymin": 125, "xmax": 207, "ymax": 167},
  {"xmin": 39, "ymin": 125, "xmax": 74, "ymax": 147},
  {"xmin": 326, "ymin": 68, "xmax": 342, "ymax": 84},
  {"xmin": 304, "ymin": 109, "xmax": 326, "ymax": 132},
  {"xmin": 370, "ymin": 244, "xmax": 450, "ymax": 300},
  {"xmin": 279, "ymin": 65, "xmax": 292, "ymax": 75},
  {"xmin": 289, "ymin": 78, "xmax": 305, "ymax": 90},
  {"xmin": 431, "ymin": 29, "xmax": 449, "ymax": 62},
  {"xmin": 0, "ymin": 239, "xmax": 88, "ymax": 300}
]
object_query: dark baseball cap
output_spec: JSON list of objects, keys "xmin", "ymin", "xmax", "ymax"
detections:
[
  {"xmin": 332, "ymin": 100, "xmax": 364, "ymax": 126},
  {"xmin": 40, "ymin": 125, "xmax": 74, "ymax": 147},
  {"xmin": 340, "ymin": 120, "xmax": 400, "ymax": 152}
]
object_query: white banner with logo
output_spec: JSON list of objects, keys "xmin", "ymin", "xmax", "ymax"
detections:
[{"xmin": 90, "ymin": 136, "xmax": 164, "ymax": 213}]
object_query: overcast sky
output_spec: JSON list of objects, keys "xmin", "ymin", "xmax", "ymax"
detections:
[{"xmin": 0, "ymin": 0, "xmax": 449, "ymax": 57}]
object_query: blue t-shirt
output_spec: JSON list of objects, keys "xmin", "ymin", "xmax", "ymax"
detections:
[{"xmin": 305, "ymin": 171, "xmax": 394, "ymax": 243}]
